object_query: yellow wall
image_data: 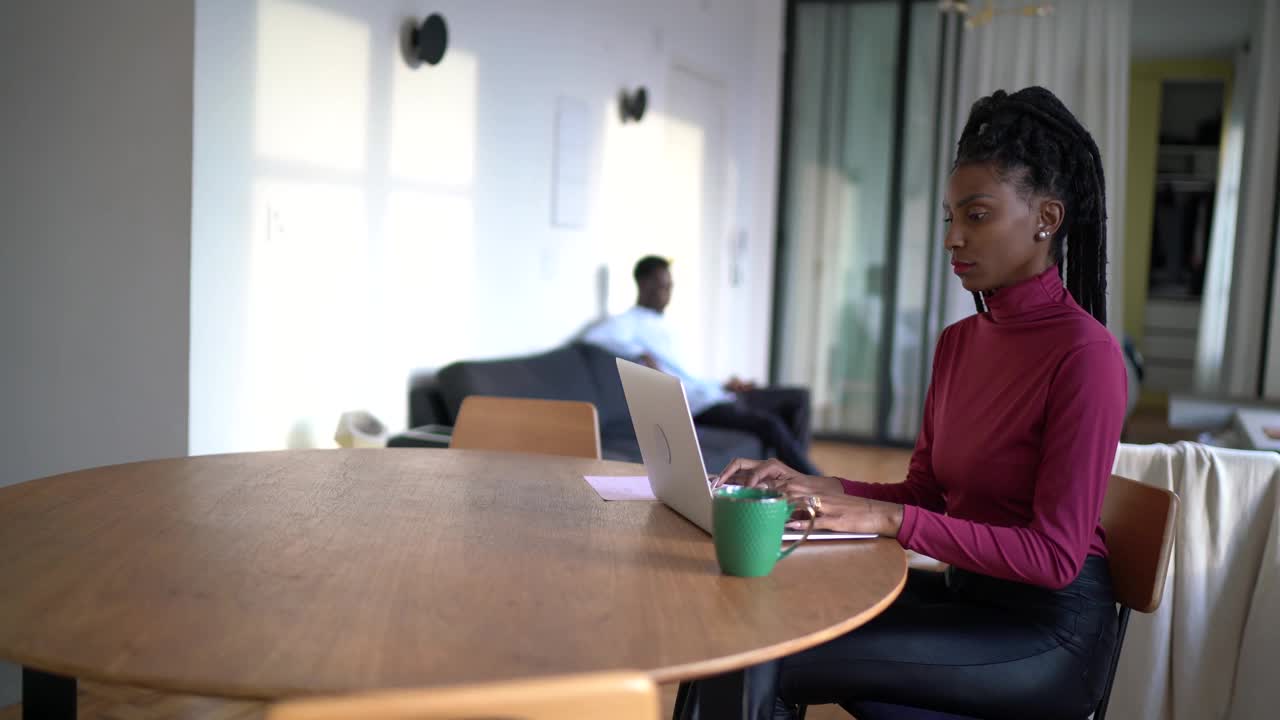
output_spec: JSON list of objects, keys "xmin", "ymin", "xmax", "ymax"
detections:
[{"xmin": 1123, "ymin": 59, "xmax": 1234, "ymax": 344}]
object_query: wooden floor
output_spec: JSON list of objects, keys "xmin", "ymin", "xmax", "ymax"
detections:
[
  {"xmin": 0, "ymin": 442, "xmax": 910, "ymax": 720},
  {"xmin": 1123, "ymin": 403, "xmax": 1200, "ymax": 445},
  {"xmin": 811, "ymin": 441, "xmax": 912, "ymax": 484}
]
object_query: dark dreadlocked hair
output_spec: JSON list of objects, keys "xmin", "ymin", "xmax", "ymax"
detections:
[{"xmin": 954, "ymin": 86, "xmax": 1108, "ymax": 325}]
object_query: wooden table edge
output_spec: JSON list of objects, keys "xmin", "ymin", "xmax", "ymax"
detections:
[
  {"xmin": 650, "ymin": 540, "xmax": 909, "ymax": 683},
  {"xmin": 2, "ymin": 544, "xmax": 907, "ymax": 701},
  {"xmin": 2, "ymin": 448, "xmax": 908, "ymax": 701}
]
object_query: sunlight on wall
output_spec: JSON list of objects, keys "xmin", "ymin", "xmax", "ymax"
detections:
[
  {"xmin": 599, "ymin": 102, "xmax": 665, "ymax": 315},
  {"xmin": 247, "ymin": 179, "xmax": 370, "ymax": 450},
  {"xmin": 191, "ymin": 0, "xmax": 780, "ymax": 455},
  {"xmin": 243, "ymin": 183, "xmax": 475, "ymax": 450},
  {"xmin": 390, "ymin": 47, "xmax": 477, "ymax": 186},
  {"xmin": 597, "ymin": 105, "xmax": 714, "ymax": 376},
  {"xmin": 657, "ymin": 115, "xmax": 709, "ymax": 377},
  {"xmin": 378, "ymin": 189, "xmax": 475, "ymax": 371},
  {"xmin": 377, "ymin": 45, "xmax": 479, "ymax": 427},
  {"xmin": 241, "ymin": 0, "xmax": 478, "ymax": 449},
  {"xmin": 255, "ymin": 0, "xmax": 369, "ymax": 171}
]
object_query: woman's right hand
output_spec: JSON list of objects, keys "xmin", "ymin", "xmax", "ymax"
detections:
[{"xmin": 712, "ymin": 457, "xmax": 844, "ymax": 498}]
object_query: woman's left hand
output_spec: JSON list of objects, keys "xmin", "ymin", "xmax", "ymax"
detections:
[{"xmin": 782, "ymin": 490, "xmax": 904, "ymax": 538}]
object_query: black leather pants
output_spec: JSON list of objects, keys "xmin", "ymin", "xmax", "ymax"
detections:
[
  {"xmin": 695, "ymin": 388, "xmax": 817, "ymax": 475},
  {"xmin": 676, "ymin": 557, "xmax": 1118, "ymax": 720}
]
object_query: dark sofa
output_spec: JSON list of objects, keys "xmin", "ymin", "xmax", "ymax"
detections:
[{"xmin": 395, "ymin": 342, "xmax": 762, "ymax": 471}]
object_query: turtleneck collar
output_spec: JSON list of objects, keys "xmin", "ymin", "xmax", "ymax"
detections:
[{"xmin": 981, "ymin": 265, "xmax": 1070, "ymax": 323}]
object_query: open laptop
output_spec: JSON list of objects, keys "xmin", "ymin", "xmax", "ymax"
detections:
[{"xmin": 615, "ymin": 358, "xmax": 875, "ymax": 541}]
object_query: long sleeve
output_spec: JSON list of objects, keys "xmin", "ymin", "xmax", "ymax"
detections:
[
  {"xmin": 838, "ymin": 341, "xmax": 947, "ymax": 513},
  {"xmin": 582, "ymin": 307, "xmax": 731, "ymax": 415},
  {"xmin": 581, "ymin": 316, "xmax": 645, "ymax": 359},
  {"xmin": 896, "ymin": 340, "xmax": 1127, "ymax": 589}
]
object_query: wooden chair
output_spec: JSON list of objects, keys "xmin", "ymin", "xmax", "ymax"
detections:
[
  {"xmin": 266, "ymin": 671, "xmax": 658, "ymax": 720},
  {"xmin": 449, "ymin": 395, "xmax": 602, "ymax": 460},
  {"xmin": 1090, "ymin": 473, "xmax": 1178, "ymax": 719},
  {"xmin": 800, "ymin": 474, "xmax": 1179, "ymax": 720}
]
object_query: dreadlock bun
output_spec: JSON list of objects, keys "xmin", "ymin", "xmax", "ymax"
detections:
[{"xmin": 955, "ymin": 86, "xmax": 1108, "ymax": 325}]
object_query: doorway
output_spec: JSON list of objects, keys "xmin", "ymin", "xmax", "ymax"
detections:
[{"xmin": 1141, "ymin": 80, "xmax": 1227, "ymax": 393}]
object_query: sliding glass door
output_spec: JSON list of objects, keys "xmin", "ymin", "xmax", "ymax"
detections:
[{"xmin": 773, "ymin": 0, "xmax": 954, "ymax": 443}]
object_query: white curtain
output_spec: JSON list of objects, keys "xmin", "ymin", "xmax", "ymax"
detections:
[
  {"xmin": 1195, "ymin": 0, "xmax": 1280, "ymax": 399},
  {"xmin": 1227, "ymin": 0, "xmax": 1280, "ymax": 399},
  {"xmin": 1194, "ymin": 48, "xmax": 1251, "ymax": 394},
  {"xmin": 937, "ymin": 0, "xmax": 1131, "ymax": 336}
]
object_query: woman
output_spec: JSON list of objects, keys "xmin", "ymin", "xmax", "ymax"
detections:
[{"xmin": 683, "ymin": 87, "xmax": 1127, "ymax": 719}]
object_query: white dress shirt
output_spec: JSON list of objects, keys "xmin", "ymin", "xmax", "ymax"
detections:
[{"xmin": 581, "ymin": 306, "xmax": 733, "ymax": 415}]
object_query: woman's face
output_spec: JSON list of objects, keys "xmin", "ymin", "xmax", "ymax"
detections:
[{"xmin": 943, "ymin": 162, "xmax": 1059, "ymax": 293}]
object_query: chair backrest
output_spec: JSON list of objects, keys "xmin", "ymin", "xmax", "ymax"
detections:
[
  {"xmin": 266, "ymin": 671, "xmax": 658, "ymax": 720},
  {"xmin": 1100, "ymin": 474, "xmax": 1179, "ymax": 613},
  {"xmin": 449, "ymin": 395, "xmax": 602, "ymax": 460}
]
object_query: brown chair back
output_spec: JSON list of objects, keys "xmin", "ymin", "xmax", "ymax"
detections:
[
  {"xmin": 1100, "ymin": 473, "xmax": 1178, "ymax": 613},
  {"xmin": 449, "ymin": 395, "xmax": 602, "ymax": 460},
  {"xmin": 266, "ymin": 671, "xmax": 658, "ymax": 720}
]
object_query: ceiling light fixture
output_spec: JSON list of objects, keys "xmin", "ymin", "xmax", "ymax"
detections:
[{"xmin": 938, "ymin": 1, "xmax": 1054, "ymax": 29}]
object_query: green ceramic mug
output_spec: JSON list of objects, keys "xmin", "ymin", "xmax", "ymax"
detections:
[{"xmin": 712, "ymin": 486, "xmax": 817, "ymax": 577}]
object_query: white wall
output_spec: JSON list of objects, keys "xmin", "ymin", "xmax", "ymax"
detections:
[
  {"xmin": 0, "ymin": 1, "xmax": 193, "ymax": 488},
  {"xmin": 0, "ymin": 1, "xmax": 193, "ymax": 704},
  {"xmin": 1131, "ymin": 0, "xmax": 1255, "ymax": 59},
  {"xmin": 190, "ymin": 0, "xmax": 784, "ymax": 454}
]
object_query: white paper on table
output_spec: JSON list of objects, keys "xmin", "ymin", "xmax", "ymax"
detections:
[{"xmin": 583, "ymin": 475, "xmax": 656, "ymax": 501}]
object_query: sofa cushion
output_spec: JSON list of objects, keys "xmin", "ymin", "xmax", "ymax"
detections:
[
  {"xmin": 572, "ymin": 342, "xmax": 633, "ymax": 429},
  {"xmin": 431, "ymin": 343, "xmax": 766, "ymax": 473},
  {"xmin": 436, "ymin": 345, "xmax": 598, "ymax": 420}
]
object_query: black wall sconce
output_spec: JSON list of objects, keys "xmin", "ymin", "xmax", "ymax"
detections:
[
  {"xmin": 619, "ymin": 87, "xmax": 648, "ymax": 123},
  {"xmin": 407, "ymin": 14, "xmax": 449, "ymax": 66}
]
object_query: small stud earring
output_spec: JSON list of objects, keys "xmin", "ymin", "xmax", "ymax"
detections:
[{"xmin": 1038, "ymin": 230, "xmax": 1049, "ymax": 239}]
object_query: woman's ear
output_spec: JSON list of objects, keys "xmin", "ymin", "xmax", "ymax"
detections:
[{"xmin": 1037, "ymin": 198, "xmax": 1065, "ymax": 238}]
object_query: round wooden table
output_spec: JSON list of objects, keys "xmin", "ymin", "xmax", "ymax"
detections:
[{"xmin": 0, "ymin": 449, "xmax": 906, "ymax": 716}]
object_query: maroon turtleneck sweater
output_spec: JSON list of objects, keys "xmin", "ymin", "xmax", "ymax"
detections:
[{"xmin": 841, "ymin": 266, "xmax": 1127, "ymax": 590}]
